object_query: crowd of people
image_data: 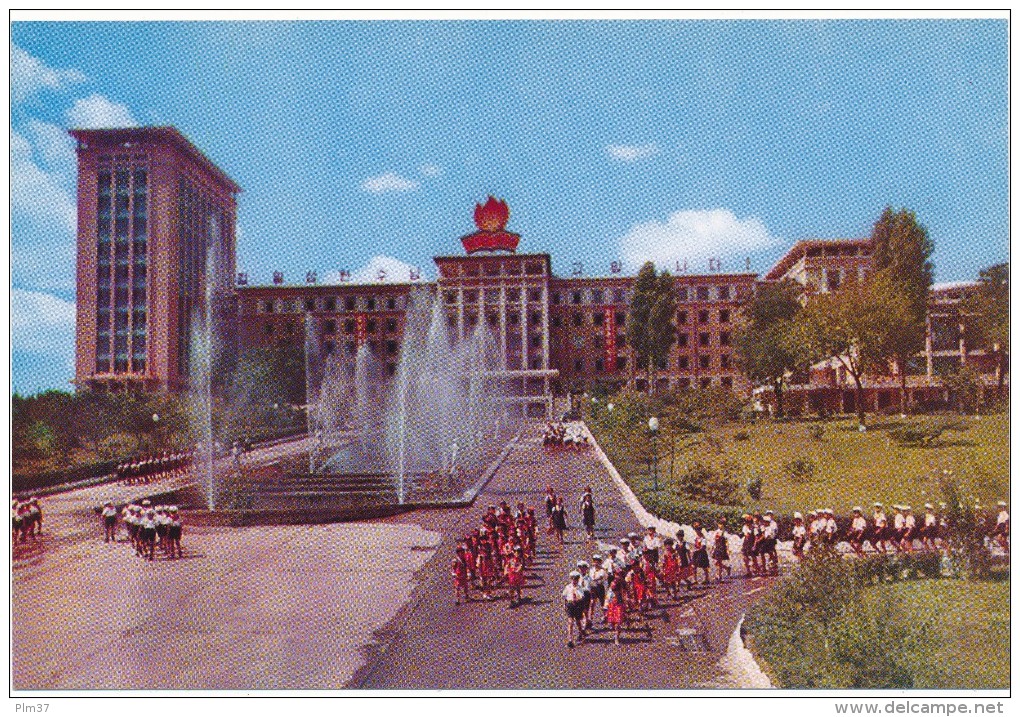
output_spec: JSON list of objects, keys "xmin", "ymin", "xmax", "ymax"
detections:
[
  {"xmin": 100, "ymin": 499, "xmax": 184, "ymax": 560},
  {"xmin": 11, "ymin": 497, "xmax": 43, "ymax": 544},
  {"xmin": 450, "ymin": 501, "xmax": 539, "ymax": 607},
  {"xmin": 787, "ymin": 501, "xmax": 1010, "ymax": 558},
  {"xmin": 541, "ymin": 422, "xmax": 590, "ymax": 449},
  {"xmin": 115, "ymin": 451, "xmax": 193, "ymax": 486}
]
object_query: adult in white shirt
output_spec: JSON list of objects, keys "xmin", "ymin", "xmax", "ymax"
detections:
[
  {"xmin": 872, "ymin": 503, "xmax": 889, "ymax": 553},
  {"xmin": 901, "ymin": 506, "xmax": 917, "ymax": 552},
  {"xmin": 892, "ymin": 506, "xmax": 906, "ymax": 551},
  {"xmin": 761, "ymin": 511, "xmax": 779, "ymax": 575},
  {"xmin": 791, "ymin": 513, "xmax": 807, "ymax": 560},
  {"xmin": 992, "ymin": 501, "xmax": 1009, "ymax": 552},
  {"xmin": 642, "ymin": 526, "xmax": 663, "ymax": 565},
  {"xmin": 101, "ymin": 501, "xmax": 118, "ymax": 543},
  {"xmin": 921, "ymin": 503, "xmax": 939, "ymax": 550},
  {"xmin": 848, "ymin": 507, "xmax": 867, "ymax": 556},
  {"xmin": 562, "ymin": 571, "xmax": 585, "ymax": 647}
]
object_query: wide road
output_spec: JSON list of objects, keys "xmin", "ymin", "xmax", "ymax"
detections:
[
  {"xmin": 356, "ymin": 423, "xmax": 773, "ymax": 689},
  {"xmin": 12, "ymin": 428, "xmax": 772, "ymax": 690}
]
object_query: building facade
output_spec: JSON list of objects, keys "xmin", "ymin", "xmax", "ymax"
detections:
[
  {"xmin": 71, "ymin": 127, "xmax": 1005, "ymax": 412},
  {"xmin": 72, "ymin": 127, "xmax": 240, "ymax": 393}
]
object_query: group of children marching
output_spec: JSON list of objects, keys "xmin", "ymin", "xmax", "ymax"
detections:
[
  {"xmin": 789, "ymin": 500, "xmax": 1010, "ymax": 557},
  {"xmin": 562, "ymin": 518, "xmax": 750, "ymax": 647},
  {"xmin": 451, "ymin": 501, "xmax": 539, "ymax": 608},
  {"xmin": 541, "ymin": 422, "xmax": 590, "ymax": 449},
  {"xmin": 100, "ymin": 499, "xmax": 183, "ymax": 560},
  {"xmin": 11, "ymin": 497, "xmax": 43, "ymax": 544},
  {"xmin": 115, "ymin": 451, "xmax": 193, "ymax": 486}
]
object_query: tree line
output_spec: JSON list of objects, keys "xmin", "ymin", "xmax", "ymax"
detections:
[{"xmin": 625, "ymin": 206, "xmax": 1007, "ymax": 424}]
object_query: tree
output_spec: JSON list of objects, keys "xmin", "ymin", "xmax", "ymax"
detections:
[
  {"xmin": 734, "ymin": 279, "xmax": 805, "ymax": 417},
  {"xmin": 798, "ymin": 274, "xmax": 911, "ymax": 427},
  {"xmin": 964, "ymin": 262, "xmax": 1009, "ymax": 398},
  {"xmin": 626, "ymin": 262, "xmax": 676, "ymax": 394},
  {"xmin": 869, "ymin": 207, "xmax": 935, "ymax": 413},
  {"xmin": 646, "ymin": 271, "xmax": 677, "ymax": 393}
]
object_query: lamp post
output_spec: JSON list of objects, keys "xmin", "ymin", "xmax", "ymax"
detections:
[
  {"xmin": 152, "ymin": 413, "xmax": 160, "ymax": 453},
  {"xmin": 648, "ymin": 416, "xmax": 660, "ymax": 492}
]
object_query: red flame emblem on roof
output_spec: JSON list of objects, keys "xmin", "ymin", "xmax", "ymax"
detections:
[
  {"xmin": 474, "ymin": 196, "xmax": 510, "ymax": 232},
  {"xmin": 461, "ymin": 196, "xmax": 519, "ymax": 254}
]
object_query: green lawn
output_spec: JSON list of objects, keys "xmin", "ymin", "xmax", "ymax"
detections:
[
  {"xmin": 873, "ymin": 578, "xmax": 1010, "ymax": 689},
  {"xmin": 589, "ymin": 406, "xmax": 1008, "ymax": 517}
]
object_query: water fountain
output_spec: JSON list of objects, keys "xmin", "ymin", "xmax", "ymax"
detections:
[{"xmin": 314, "ymin": 287, "xmax": 517, "ymax": 504}]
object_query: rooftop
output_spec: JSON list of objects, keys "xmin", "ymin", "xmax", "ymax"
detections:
[{"xmin": 69, "ymin": 126, "xmax": 242, "ymax": 194}]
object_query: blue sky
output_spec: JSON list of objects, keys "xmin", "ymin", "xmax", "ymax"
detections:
[{"xmin": 10, "ymin": 18, "xmax": 1009, "ymax": 395}]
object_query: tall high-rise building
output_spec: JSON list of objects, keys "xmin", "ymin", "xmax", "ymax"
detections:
[{"xmin": 71, "ymin": 127, "xmax": 241, "ymax": 392}]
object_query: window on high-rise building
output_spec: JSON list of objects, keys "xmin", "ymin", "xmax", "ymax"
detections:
[
  {"xmin": 700, "ymin": 377, "xmax": 712, "ymax": 389},
  {"xmin": 343, "ymin": 319, "xmax": 355, "ymax": 333},
  {"xmin": 697, "ymin": 286, "xmax": 710, "ymax": 301},
  {"xmin": 720, "ymin": 332, "xmax": 730, "ymax": 346},
  {"xmin": 593, "ymin": 312, "xmax": 604, "ymax": 326},
  {"xmin": 386, "ymin": 340, "xmax": 398, "ymax": 355},
  {"xmin": 592, "ymin": 289, "xmax": 604, "ymax": 304},
  {"xmin": 720, "ymin": 309, "xmax": 730, "ymax": 323},
  {"xmin": 325, "ymin": 297, "xmax": 337, "ymax": 311},
  {"xmin": 613, "ymin": 289, "xmax": 626, "ymax": 304},
  {"xmin": 572, "ymin": 291, "xmax": 582, "ymax": 304},
  {"xmin": 698, "ymin": 310, "xmax": 709, "ymax": 323},
  {"xmin": 677, "ymin": 311, "xmax": 688, "ymax": 324},
  {"xmin": 346, "ymin": 297, "xmax": 357, "ymax": 311},
  {"xmin": 616, "ymin": 356, "xmax": 627, "ymax": 371},
  {"xmin": 387, "ymin": 297, "xmax": 397, "ymax": 310},
  {"xmin": 574, "ymin": 359, "xmax": 583, "ymax": 372},
  {"xmin": 699, "ymin": 355, "xmax": 710, "ymax": 369},
  {"xmin": 677, "ymin": 287, "xmax": 689, "ymax": 301},
  {"xmin": 305, "ymin": 298, "xmax": 316, "ymax": 312},
  {"xmin": 552, "ymin": 315, "xmax": 562, "ymax": 328},
  {"xmin": 720, "ymin": 354, "xmax": 731, "ymax": 369},
  {"xmin": 678, "ymin": 356, "xmax": 689, "ymax": 370},
  {"xmin": 678, "ymin": 333, "xmax": 688, "ymax": 347},
  {"xmin": 718, "ymin": 286, "xmax": 730, "ymax": 300},
  {"xmin": 595, "ymin": 358, "xmax": 604, "ymax": 372},
  {"xmin": 721, "ymin": 377, "xmax": 733, "ymax": 388},
  {"xmin": 572, "ymin": 313, "xmax": 583, "ymax": 327},
  {"xmin": 531, "ymin": 311, "xmax": 542, "ymax": 325},
  {"xmin": 386, "ymin": 318, "xmax": 397, "ymax": 333},
  {"xmin": 551, "ymin": 292, "xmax": 561, "ymax": 305},
  {"xmin": 699, "ymin": 332, "xmax": 710, "ymax": 346},
  {"xmin": 366, "ymin": 297, "xmax": 377, "ymax": 311},
  {"xmin": 324, "ymin": 320, "xmax": 337, "ymax": 334}
]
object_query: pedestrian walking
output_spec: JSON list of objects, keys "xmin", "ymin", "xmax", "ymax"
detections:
[
  {"xmin": 101, "ymin": 501, "xmax": 118, "ymax": 543},
  {"xmin": 580, "ymin": 488, "xmax": 596, "ymax": 541},
  {"xmin": 563, "ymin": 571, "xmax": 586, "ymax": 648},
  {"xmin": 711, "ymin": 518, "xmax": 732, "ymax": 582}
]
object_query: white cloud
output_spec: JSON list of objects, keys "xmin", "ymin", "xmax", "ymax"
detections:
[
  {"xmin": 361, "ymin": 172, "xmax": 420, "ymax": 193},
  {"xmin": 607, "ymin": 143, "xmax": 659, "ymax": 162},
  {"xmin": 11, "ymin": 289, "xmax": 76, "ymax": 354},
  {"xmin": 26, "ymin": 119, "xmax": 77, "ymax": 174},
  {"xmin": 419, "ymin": 163, "xmax": 442, "ymax": 177},
  {"xmin": 618, "ymin": 208, "xmax": 777, "ymax": 270},
  {"xmin": 66, "ymin": 94, "xmax": 138, "ymax": 129},
  {"xmin": 11, "ymin": 43, "xmax": 87, "ymax": 104},
  {"xmin": 322, "ymin": 255, "xmax": 423, "ymax": 284},
  {"xmin": 11, "ymin": 129, "xmax": 77, "ymax": 237}
]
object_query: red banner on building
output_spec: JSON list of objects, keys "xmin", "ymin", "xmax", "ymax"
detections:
[
  {"xmin": 355, "ymin": 314, "xmax": 367, "ymax": 347},
  {"xmin": 604, "ymin": 307, "xmax": 616, "ymax": 372}
]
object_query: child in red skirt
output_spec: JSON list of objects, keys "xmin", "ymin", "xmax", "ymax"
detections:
[
  {"xmin": 604, "ymin": 576, "xmax": 627, "ymax": 646},
  {"xmin": 477, "ymin": 543, "xmax": 496, "ymax": 600},
  {"xmin": 660, "ymin": 538, "xmax": 681, "ymax": 599},
  {"xmin": 452, "ymin": 546, "xmax": 471, "ymax": 605},
  {"xmin": 505, "ymin": 546, "xmax": 525, "ymax": 608}
]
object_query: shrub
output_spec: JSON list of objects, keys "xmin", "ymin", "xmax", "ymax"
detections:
[
  {"xmin": 734, "ymin": 430, "xmax": 750, "ymax": 441},
  {"xmin": 746, "ymin": 474, "xmax": 763, "ymax": 501},
  {"xmin": 809, "ymin": 424, "xmax": 825, "ymax": 441},
  {"xmin": 745, "ymin": 545, "xmax": 933, "ymax": 688},
  {"xmin": 676, "ymin": 461, "xmax": 739, "ymax": 505},
  {"xmin": 783, "ymin": 456, "xmax": 816, "ymax": 484}
]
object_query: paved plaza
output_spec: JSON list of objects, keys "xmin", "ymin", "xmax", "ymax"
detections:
[{"xmin": 12, "ymin": 426, "xmax": 771, "ymax": 691}]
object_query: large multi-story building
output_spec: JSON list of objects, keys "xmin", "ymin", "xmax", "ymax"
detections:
[
  {"xmin": 71, "ymin": 127, "xmax": 1005, "ymax": 414},
  {"xmin": 72, "ymin": 126, "xmax": 240, "ymax": 393}
]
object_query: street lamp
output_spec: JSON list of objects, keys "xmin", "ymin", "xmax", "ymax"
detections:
[
  {"xmin": 648, "ymin": 416, "xmax": 660, "ymax": 492},
  {"xmin": 151, "ymin": 413, "xmax": 160, "ymax": 452}
]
